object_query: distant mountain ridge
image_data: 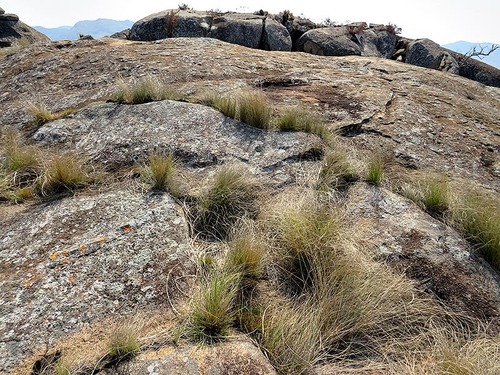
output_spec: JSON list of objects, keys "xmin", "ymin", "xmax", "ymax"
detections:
[
  {"xmin": 443, "ymin": 41, "xmax": 500, "ymax": 69},
  {"xmin": 34, "ymin": 19, "xmax": 133, "ymax": 40}
]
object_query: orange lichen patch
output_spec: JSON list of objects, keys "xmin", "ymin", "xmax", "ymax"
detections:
[
  {"xmin": 122, "ymin": 225, "xmax": 132, "ymax": 232},
  {"xmin": 62, "ymin": 250, "xmax": 70, "ymax": 257},
  {"xmin": 25, "ymin": 273, "xmax": 42, "ymax": 288},
  {"xmin": 79, "ymin": 244, "xmax": 88, "ymax": 251},
  {"xmin": 49, "ymin": 252, "xmax": 60, "ymax": 260},
  {"xmin": 97, "ymin": 237, "xmax": 106, "ymax": 243},
  {"xmin": 69, "ymin": 277, "xmax": 76, "ymax": 283}
]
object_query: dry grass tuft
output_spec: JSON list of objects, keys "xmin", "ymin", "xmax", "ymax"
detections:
[
  {"xmin": 38, "ymin": 153, "xmax": 91, "ymax": 196},
  {"xmin": 193, "ymin": 165, "xmax": 259, "ymax": 240},
  {"xmin": 237, "ymin": 91, "xmax": 272, "ymax": 129},
  {"xmin": 276, "ymin": 107, "xmax": 330, "ymax": 141},
  {"xmin": 113, "ymin": 75, "xmax": 185, "ymax": 104},
  {"xmin": 139, "ymin": 153, "xmax": 182, "ymax": 196},
  {"xmin": 317, "ymin": 150, "xmax": 358, "ymax": 191},
  {"xmin": 107, "ymin": 323, "xmax": 141, "ymax": 360},
  {"xmin": 28, "ymin": 104, "xmax": 73, "ymax": 126},
  {"xmin": 366, "ymin": 158, "xmax": 384, "ymax": 186}
]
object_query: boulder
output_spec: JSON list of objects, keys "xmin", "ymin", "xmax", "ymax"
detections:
[
  {"xmin": 110, "ymin": 28, "xmax": 130, "ymax": 39},
  {"xmin": 296, "ymin": 26, "xmax": 361, "ymax": 56},
  {"xmin": 451, "ymin": 51, "xmax": 500, "ymax": 88},
  {"xmin": 0, "ymin": 7, "xmax": 5, "ymax": 15},
  {"xmin": 356, "ymin": 28, "xmax": 397, "ymax": 58},
  {"xmin": 207, "ymin": 13, "xmax": 265, "ymax": 49},
  {"xmin": 262, "ymin": 17, "xmax": 292, "ymax": 51},
  {"xmin": 406, "ymin": 38, "xmax": 460, "ymax": 74},
  {"xmin": 0, "ymin": 11, "xmax": 49, "ymax": 48}
]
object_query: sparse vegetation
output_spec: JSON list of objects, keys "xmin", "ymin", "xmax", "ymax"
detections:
[
  {"xmin": 453, "ymin": 191, "xmax": 500, "ymax": 270},
  {"xmin": 193, "ymin": 165, "xmax": 258, "ymax": 240},
  {"xmin": 38, "ymin": 153, "xmax": 90, "ymax": 195},
  {"xmin": 187, "ymin": 270, "xmax": 240, "ymax": 343},
  {"xmin": 139, "ymin": 153, "xmax": 181, "ymax": 195},
  {"xmin": 113, "ymin": 75, "xmax": 185, "ymax": 104},
  {"xmin": 317, "ymin": 150, "xmax": 358, "ymax": 190},
  {"xmin": 224, "ymin": 227, "xmax": 264, "ymax": 281},
  {"xmin": 28, "ymin": 104, "xmax": 73, "ymax": 126},
  {"xmin": 276, "ymin": 107, "xmax": 330, "ymax": 140},
  {"xmin": 421, "ymin": 175, "xmax": 450, "ymax": 215},
  {"xmin": 108, "ymin": 324, "xmax": 140, "ymax": 359},
  {"xmin": 237, "ymin": 91, "xmax": 272, "ymax": 129},
  {"xmin": 202, "ymin": 92, "xmax": 238, "ymax": 119},
  {"xmin": 366, "ymin": 158, "xmax": 384, "ymax": 185}
]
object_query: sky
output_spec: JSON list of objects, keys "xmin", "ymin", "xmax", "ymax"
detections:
[{"xmin": 1, "ymin": 0, "xmax": 499, "ymax": 45}]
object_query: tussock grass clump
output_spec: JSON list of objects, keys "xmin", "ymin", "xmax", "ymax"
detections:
[
  {"xmin": 193, "ymin": 165, "xmax": 259, "ymax": 240},
  {"xmin": 107, "ymin": 324, "xmax": 140, "ymax": 359},
  {"xmin": 237, "ymin": 91, "xmax": 272, "ymax": 129},
  {"xmin": 276, "ymin": 107, "xmax": 330, "ymax": 140},
  {"xmin": 317, "ymin": 151, "xmax": 358, "ymax": 191},
  {"xmin": 453, "ymin": 191, "xmax": 500, "ymax": 270},
  {"xmin": 203, "ymin": 93, "xmax": 238, "ymax": 119},
  {"xmin": 421, "ymin": 176, "xmax": 449, "ymax": 215},
  {"xmin": 224, "ymin": 227, "xmax": 264, "ymax": 281},
  {"xmin": 187, "ymin": 270, "xmax": 241, "ymax": 343},
  {"xmin": 113, "ymin": 76, "xmax": 185, "ymax": 104},
  {"xmin": 259, "ymin": 301, "xmax": 323, "ymax": 374},
  {"xmin": 28, "ymin": 104, "xmax": 73, "ymax": 127},
  {"xmin": 139, "ymin": 153, "xmax": 181, "ymax": 196},
  {"xmin": 38, "ymin": 153, "xmax": 90, "ymax": 195},
  {"xmin": 366, "ymin": 159, "xmax": 384, "ymax": 186}
]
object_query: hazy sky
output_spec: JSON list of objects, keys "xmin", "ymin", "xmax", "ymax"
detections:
[{"xmin": 2, "ymin": 0, "xmax": 499, "ymax": 44}]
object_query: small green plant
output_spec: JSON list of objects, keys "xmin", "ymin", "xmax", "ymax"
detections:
[
  {"xmin": 237, "ymin": 91, "xmax": 272, "ymax": 129},
  {"xmin": 187, "ymin": 270, "xmax": 240, "ymax": 343},
  {"xmin": 317, "ymin": 151, "xmax": 358, "ymax": 191},
  {"xmin": 38, "ymin": 153, "xmax": 90, "ymax": 195},
  {"xmin": 113, "ymin": 76, "xmax": 184, "ymax": 104},
  {"xmin": 108, "ymin": 324, "xmax": 140, "ymax": 359},
  {"xmin": 140, "ymin": 153, "xmax": 181, "ymax": 195},
  {"xmin": 366, "ymin": 159, "xmax": 384, "ymax": 186},
  {"xmin": 421, "ymin": 176, "xmax": 449, "ymax": 215},
  {"xmin": 276, "ymin": 107, "xmax": 330, "ymax": 140},
  {"xmin": 194, "ymin": 166, "xmax": 258, "ymax": 240}
]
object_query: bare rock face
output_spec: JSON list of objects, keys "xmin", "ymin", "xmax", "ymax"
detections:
[
  {"xmin": 0, "ymin": 189, "xmax": 193, "ymax": 372},
  {"xmin": 262, "ymin": 17, "xmax": 292, "ymax": 51},
  {"xmin": 32, "ymin": 100, "xmax": 322, "ymax": 182},
  {"xmin": 406, "ymin": 38, "xmax": 460, "ymax": 74},
  {"xmin": 208, "ymin": 13, "xmax": 265, "ymax": 49},
  {"xmin": 0, "ymin": 10, "xmax": 49, "ymax": 48}
]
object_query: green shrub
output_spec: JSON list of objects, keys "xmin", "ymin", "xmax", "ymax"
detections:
[
  {"xmin": 366, "ymin": 159, "xmax": 384, "ymax": 186},
  {"xmin": 237, "ymin": 91, "xmax": 272, "ymax": 129},
  {"xmin": 187, "ymin": 271, "xmax": 240, "ymax": 343},
  {"xmin": 194, "ymin": 166, "xmax": 258, "ymax": 240}
]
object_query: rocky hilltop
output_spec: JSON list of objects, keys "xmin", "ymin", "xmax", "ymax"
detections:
[{"xmin": 0, "ymin": 8, "xmax": 499, "ymax": 375}]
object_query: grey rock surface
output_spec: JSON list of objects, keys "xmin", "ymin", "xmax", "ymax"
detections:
[
  {"xmin": 296, "ymin": 26, "xmax": 362, "ymax": 56},
  {"xmin": 0, "ymin": 188, "xmax": 193, "ymax": 372},
  {"xmin": 207, "ymin": 13, "xmax": 265, "ymax": 49},
  {"xmin": 32, "ymin": 100, "xmax": 323, "ymax": 183},
  {"xmin": 0, "ymin": 7, "xmax": 5, "ymax": 15},
  {"xmin": 262, "ymin": 17, "xmax": 292, "ymax": 51},
  {"xmin": 357, "ymin": 29, "xmax": 397, "ymax": 58},
  {"xmin": 112, "ymin": 341, "xmax": 277, "ymax": 374},
  {"xmin": 406, "ymin": 38, "xmax": 460, "ymax": 74}
]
